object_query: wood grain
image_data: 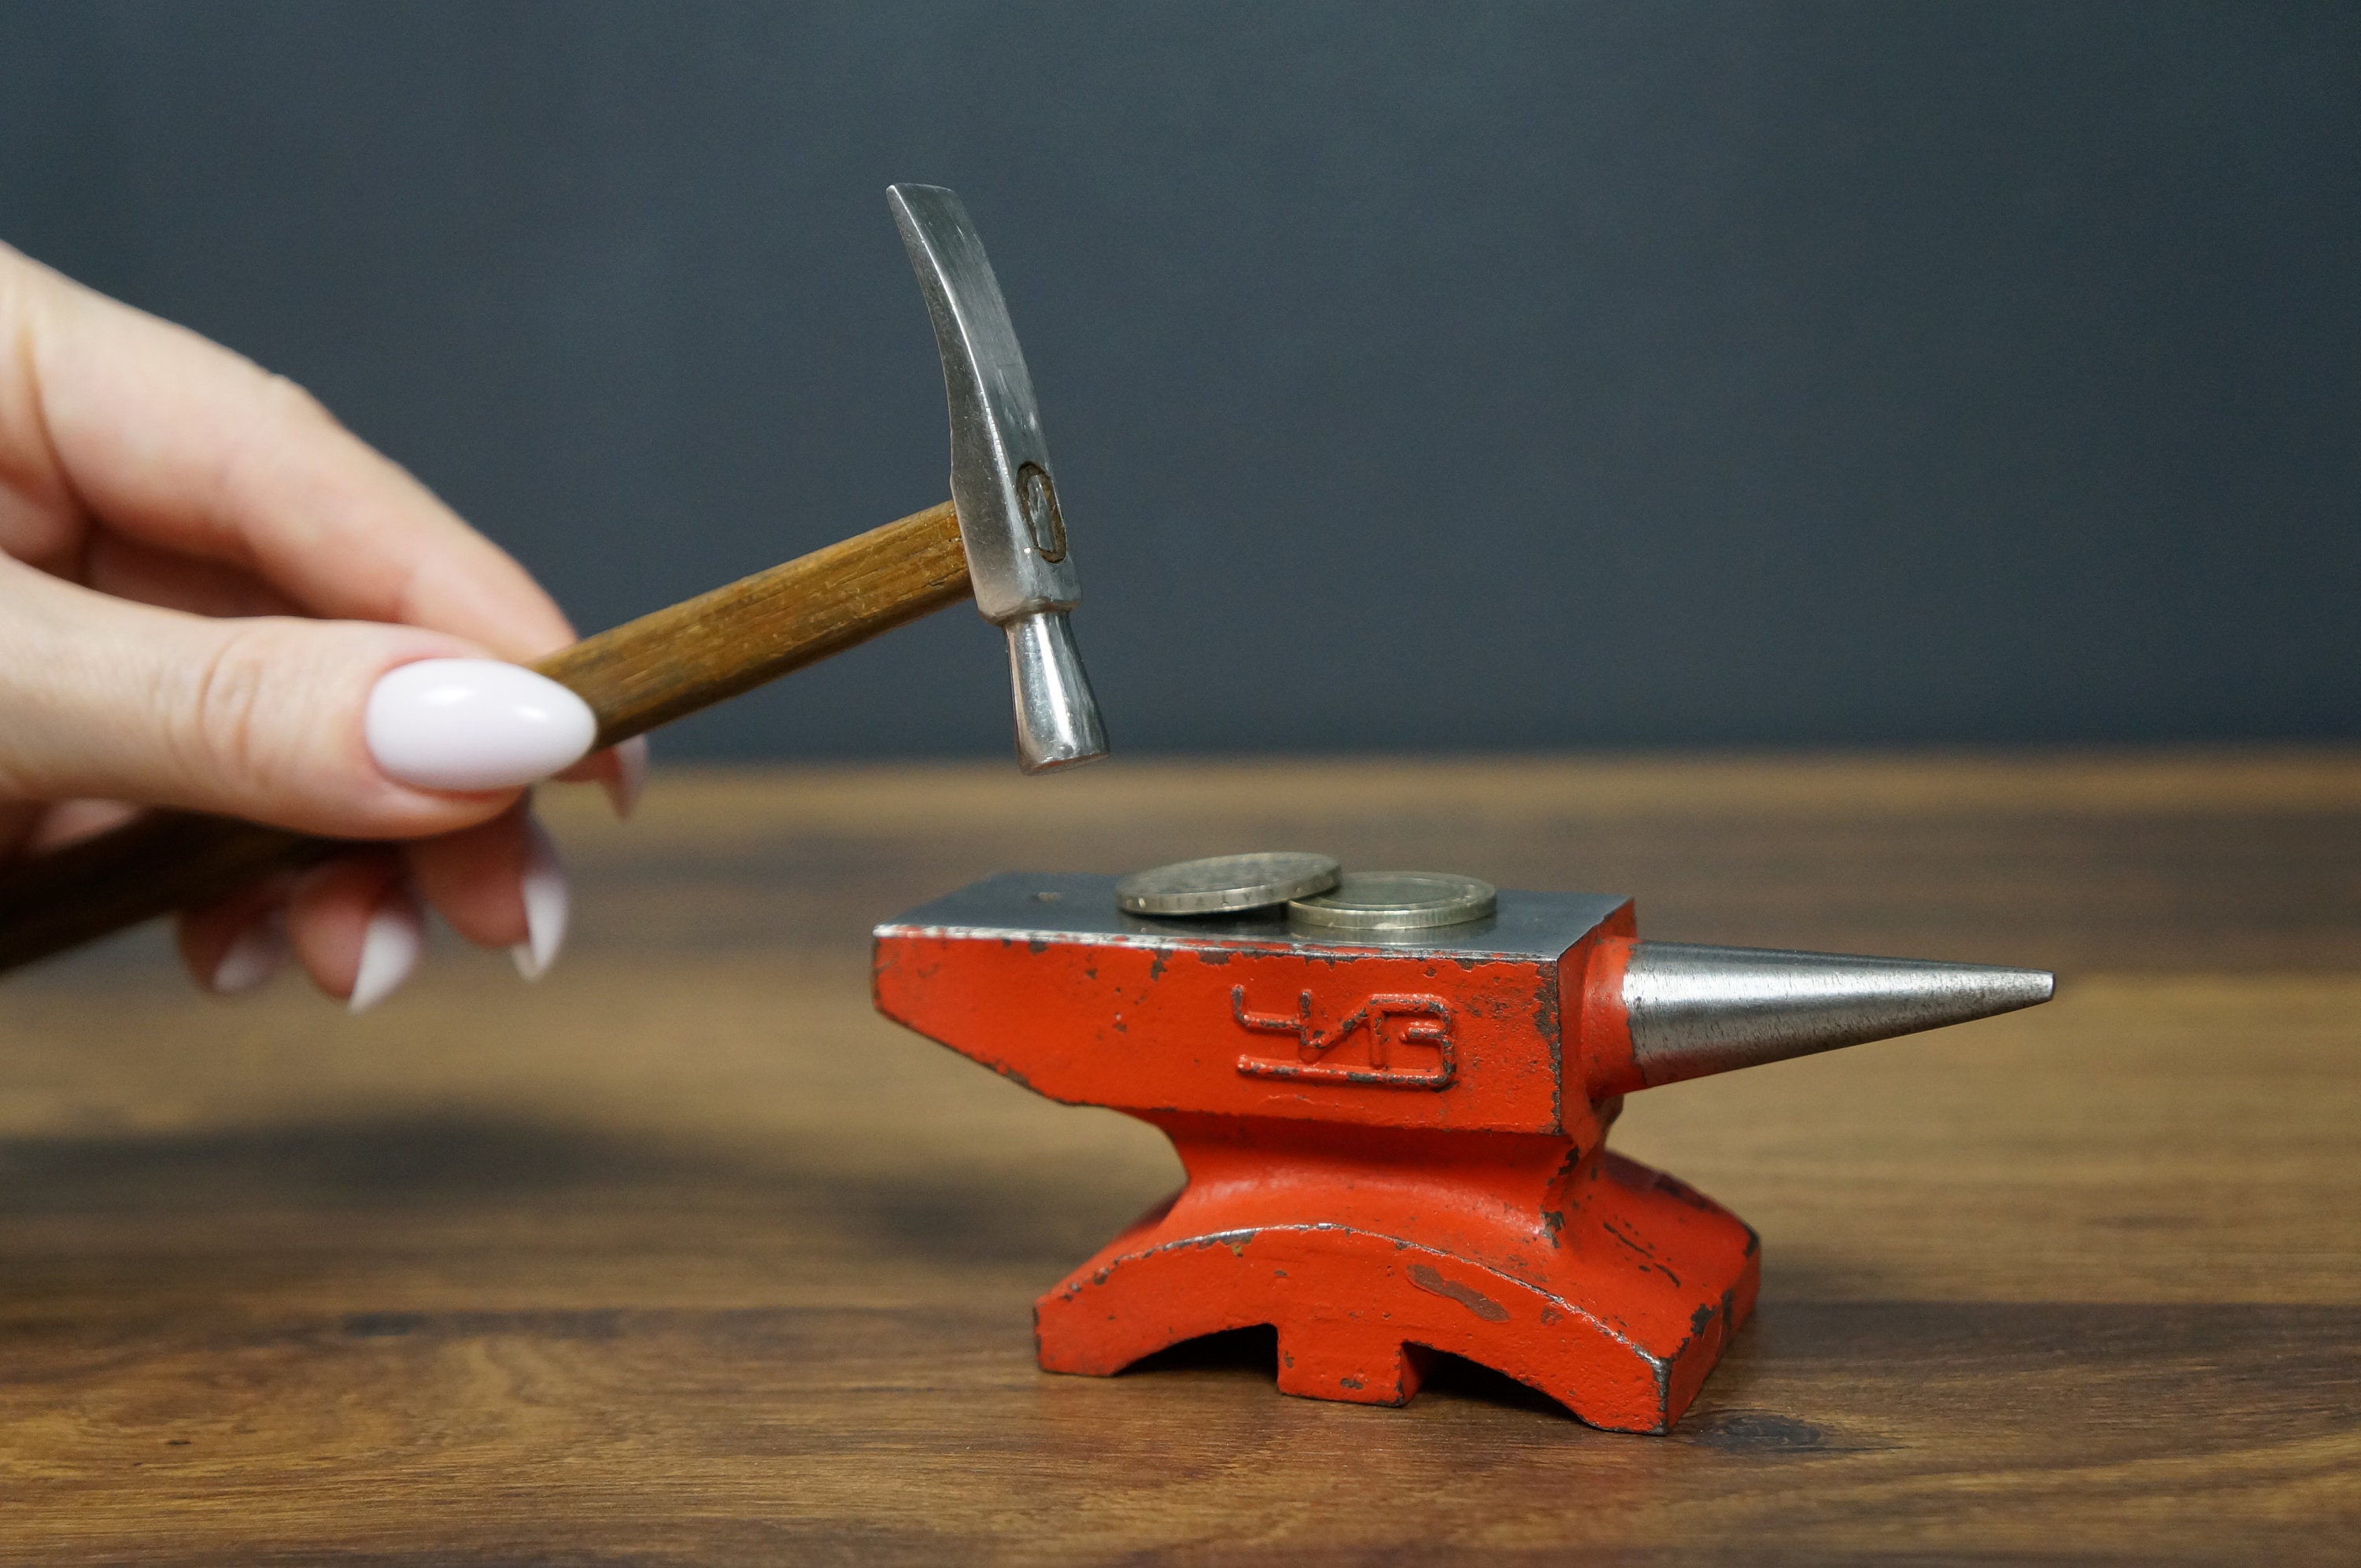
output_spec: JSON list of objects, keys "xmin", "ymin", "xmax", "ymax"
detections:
[
  {"xmin": 539, "ymin": 500, "xmax": 968, "ymax": 747},
  {"xmin": 0, "ymin": 502, "xmax": 970, "ymax": 977},
  {"xmin": 1, "ymin": 752, "xmax": 2356, "ymax": 1563}
]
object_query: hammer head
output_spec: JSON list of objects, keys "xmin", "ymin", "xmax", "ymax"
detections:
[{"xmin": 890, "ymin": 184, "xmax": 1110, "ymax": 773}]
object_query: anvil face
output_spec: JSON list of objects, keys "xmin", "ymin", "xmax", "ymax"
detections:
[{"xmin": 872, "ymin": 872, "xmax": 1634, "ymax": 1134}]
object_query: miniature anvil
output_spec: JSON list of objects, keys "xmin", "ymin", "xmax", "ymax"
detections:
[{"xmin": 873, "ymin": 872, "xmax": 2050, "ymax": 1433}]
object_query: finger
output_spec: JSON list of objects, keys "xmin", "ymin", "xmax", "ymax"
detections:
[
  {"xmin": 81, "ymin": 527, "xmax": 305, "ymax": 619},
  {"xmin": 552, "ymin": 735, "xmax": 650, "ymax": 819},
  {"xmin": 406, "ymin": 809, "xmax": 529, "ymax": 951},
  {"xmin": 178, "ymin": 876, "xmax": 295, "ymax": 996},
  {"xmin": 0, "ymin": 560, "xmax": 593, "ymax": 838},
  {"xmin": 287, "ymin": 852, "xmax": 422, "ymax": 1009},
  {"xmin": 2, "ymin": 244, "xmax": 575, "ymax": 661},
  {"xmin": 20, "ymin": 798, "xmax": 142, "ymax": 853},
  {"xmin": 0, "ymin": 799, "xmax": 142, "ymax": 861},
  {"xmin": 406, "ymin": 805, "xmax": 569, "ymax": 978}
]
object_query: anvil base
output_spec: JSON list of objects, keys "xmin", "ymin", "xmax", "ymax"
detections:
[{"xmin": 1033, "ymin": 1117, "xmax": 1759, "ymax": 1433}]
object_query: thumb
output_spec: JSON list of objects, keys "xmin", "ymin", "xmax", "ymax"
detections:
[{"xmin": 0, "ymin": 563, "xmax": 595, "ymax": 839}]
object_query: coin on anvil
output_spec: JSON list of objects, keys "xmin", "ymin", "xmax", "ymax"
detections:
[
  {"xmin": 1287, "ymin": 870, "xmax": 1498, "ymax": 932},
  {"xmin": 1115, "ymin": 852, "xmax": 1343, "ymax": 917}
]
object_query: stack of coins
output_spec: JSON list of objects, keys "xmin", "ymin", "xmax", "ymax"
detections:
[{"xmin": 1116, "ymin": 853, "xmax": 1496, "ymax": 932}]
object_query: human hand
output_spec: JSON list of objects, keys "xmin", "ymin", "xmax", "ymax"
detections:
[{"xmin": 0, "ymin": 242, "xmax": 643, "ymax": 1008}]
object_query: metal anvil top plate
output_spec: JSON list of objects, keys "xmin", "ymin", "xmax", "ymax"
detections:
[
  {"xmin": 878, "ymin": 871, "xmax": 1625, "ymax": 960},
  {"xmin": 873, "ymin": 873, "xmax": 1634, "ymax": 1135}
]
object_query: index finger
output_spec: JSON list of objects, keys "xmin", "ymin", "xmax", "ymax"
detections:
[{"xmin": 2, "ymin": 244, "xmax": 576, "ymax": 662}]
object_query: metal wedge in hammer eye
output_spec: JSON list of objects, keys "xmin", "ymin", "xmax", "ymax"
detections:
[{"xmin": 890, "ymin": 183, "xmax": 1109, "ymax": 773}]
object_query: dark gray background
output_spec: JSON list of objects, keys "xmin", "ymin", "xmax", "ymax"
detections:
[{"xmin": 3, "ymin": 2, "xmax": 2354, "ymax": 759}]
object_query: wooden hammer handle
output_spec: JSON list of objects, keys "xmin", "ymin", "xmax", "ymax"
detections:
[
  {"xmin": 544, "ymin": 500, "xmax": 968, "ymax": 747},
  {"xmin": 0, "ymin": 501, "xmax": 970, "ymax": 976}
]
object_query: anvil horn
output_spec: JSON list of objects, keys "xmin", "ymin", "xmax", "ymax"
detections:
[{"xmin": 1619, "ymin": 942, "xmax": 2055, "ymax": 1089}]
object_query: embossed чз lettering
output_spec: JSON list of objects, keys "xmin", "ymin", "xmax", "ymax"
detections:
[{"xmin": 1231, "ymin": 986, "xmax": 1455, "ymax": 1089}]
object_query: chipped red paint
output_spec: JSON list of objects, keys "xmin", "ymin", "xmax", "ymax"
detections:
[{"xmin": 873, "ymin": 877, "xmax": 1758, "ymax": 1433}]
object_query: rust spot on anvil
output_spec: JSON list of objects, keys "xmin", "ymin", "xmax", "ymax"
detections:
[{"xmin": 1407, "ymin": 1263, "xmax": 1510, "ymax": 1323}]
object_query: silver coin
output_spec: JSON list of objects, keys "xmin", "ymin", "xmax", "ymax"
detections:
[
  {"xmin": 1288, "ymin": 870, "xmax": 1498, "ymax": 932},
  {"xmin": 1116, "ymin": 852, "xmax": 1342, "ymax": 917}
]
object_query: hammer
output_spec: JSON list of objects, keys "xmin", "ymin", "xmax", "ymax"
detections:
[{"xmin": 0, "ymin": 184, "xmax": 1107, "ymax": 975}]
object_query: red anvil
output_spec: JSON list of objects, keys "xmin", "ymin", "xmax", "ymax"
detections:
[{"xmin": 872, "ymin": 872, "xmax": 1751, "ymax": 1433}]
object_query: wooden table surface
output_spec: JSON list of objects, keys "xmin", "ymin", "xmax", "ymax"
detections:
[{"xmin": 4, "ymin": 752, "xmax": 2358, "ymax": 1563}]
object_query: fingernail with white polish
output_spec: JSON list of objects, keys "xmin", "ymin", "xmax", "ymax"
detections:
[
  {"xmin": 349, "ymin": 883, "xmax": 426, "ymax": 1014},
  {"xmin": 209, "ymin": 907, "xmax": 289, "ymax": 996},
  {"xmin": 365, "ymin": 659, "xmax": 597, "ymax": 792},
  {"xmin": 602, "ymin": 735, "xmax": 649, "ymax": 821},
  {"xmin": 512, "ymin": 817, "xmax": 570, "ymax": 981}
]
